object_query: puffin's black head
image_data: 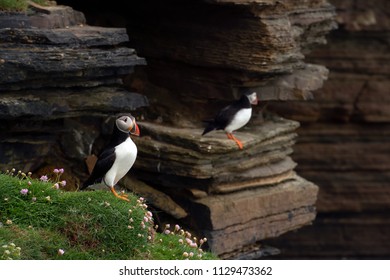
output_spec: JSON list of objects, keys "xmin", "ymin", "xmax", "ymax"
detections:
[
  {"xmin": 244, "ymin": 91, "xmax": 258, "ymax": 105},
  {"xmin": 116, "ymin": 115, "xmax": 140, "ymax": 136}
]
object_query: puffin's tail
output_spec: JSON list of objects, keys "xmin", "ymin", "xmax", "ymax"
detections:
[{"xmin": 202, "ymin": 120, "xmax": 216, "ymax": 136}]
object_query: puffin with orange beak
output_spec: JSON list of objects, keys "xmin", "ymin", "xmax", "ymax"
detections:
[
  {"xmin": 82, "ymin": 115, "xmax": 140, "ymax": 201},
  {"xmin": 202, "ymin": 91, "xmax": 258, "ymax": 150}
]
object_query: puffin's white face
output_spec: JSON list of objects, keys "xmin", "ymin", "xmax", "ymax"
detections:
[
  {"xmin": 116, "ymin": 115, "xmax": 140, "ymax": 136},
  {"xmin": 246, "ymin": 92, "xmax": 258, "ymax": 105}
]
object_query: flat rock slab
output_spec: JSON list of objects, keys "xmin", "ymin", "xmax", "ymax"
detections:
[
  {"xmin": 0, "ymin": 87, "xmax": 149, "ymax": 119},
  {"xmin": 133, "ymin": 118, "xmax": 299, "ymax": 193},
  {"xmin": 136, "ymin": 117, "xmax": 299, "ymax": 154},
  {"xmin": 0, "ymin": 26, "xmax": 146, "ymax": 90},
  {"xmin": 190, "ymin": 175, "xmax": 318, "ymax": 230},
  {"xmin": 193, "ymin": 175, "xmax": 318, "ymax": 255},
  {"xmin": 28, "ymin": 4, "xmax": 86, "ymax": 29}
]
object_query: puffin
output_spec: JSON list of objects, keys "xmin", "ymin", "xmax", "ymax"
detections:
[
  {"xmin": 202, "ymin": 91, "xmax": 258, "ymax": 149},
  {"xmin": 81, "ymin": 115, "xmax": 140, "ymax": 201}
]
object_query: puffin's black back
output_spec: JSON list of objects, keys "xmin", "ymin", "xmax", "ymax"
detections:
[
  {"xmin": 202, "ymin": 95, "xmax": 251, "ymax": 135},
  {"xmin": 81, "ymin": 124, "xmax": 129, "ymax": 189}
]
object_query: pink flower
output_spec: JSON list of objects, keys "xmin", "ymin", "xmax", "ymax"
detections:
[
  {"xmin": 59, "ymin": 168, "xmax": 64, "ymax": 174},
  {"xmin": 40, "ymin": 175, "xmax": 48, "ymax": 182},
  {"xmin": 20, "ymin": 189, "xmax": 29, "ymax": 195},
  {"xmin": 53, "ymin": 169, "xmax": 59, "ymax": 174},
  {"xmin": 60, "ymin": 180, "xmax": 66, "ymax": 187},
  {"xmin": 58, "ymin": 249, "xmax": 65, "ymax": 256},
  {"xmin": 53, "ymin": 183, "xmax": 59, "ymax": 189}
]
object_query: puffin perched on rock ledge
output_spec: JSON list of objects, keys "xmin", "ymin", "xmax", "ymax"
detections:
[
  {"xmin": 81, "ymin": 115, "xmax": 140, "ymax": 201},
  {"xmin": 202, "ymin": 91, "xmax": 258, "ymax": 150}
]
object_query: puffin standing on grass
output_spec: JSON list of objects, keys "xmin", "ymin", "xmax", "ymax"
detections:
[
  {"xmin": 81, "ymin": 115, "xmax": 140, "ymax": 201},
  {"xmin": 202, "ymin": 91, "xmax": 258, "ymax": 149}
]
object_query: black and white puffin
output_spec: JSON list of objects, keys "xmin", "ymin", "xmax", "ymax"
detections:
[
  {"xmin": 202, "ymin": 91, "xmax": 258, "ymax": 149},
  {"xmin": 81, "ymin": 115, "xmax": 140, "ymax": 201}
]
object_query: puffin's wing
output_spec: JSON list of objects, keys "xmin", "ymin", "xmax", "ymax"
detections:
[
  {"xmin": 214, "ymin": 104, "xmax": 239, "ymax": 129},
  {"xmin": 81, "ymin": 148, "xmax": 116, "ymax": 189},
  {"xmin": 202, "ymin": 104, "xmax": 238, "ymax": 135}
]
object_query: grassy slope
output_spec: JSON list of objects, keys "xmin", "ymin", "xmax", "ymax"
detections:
[
  {"xmin": 0, "ymin": 173, "xmax": 215, "ymax": 260},
  {"xmin": 0, "ymin": 0, "xmax": 27, "ymax": 11},
  {"xmin": 0, "ymin": 0, "xmax": 49, "ymax": 11}
]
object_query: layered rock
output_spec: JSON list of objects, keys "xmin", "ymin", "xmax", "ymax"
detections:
[
  {"xmin": 265, "ymin": 0, "xmax": 390, "ymax": 258},
  {"xmin": 1, "ymin": 0, "xmax": 337, "ymax": 259},
  {"xmin": 118, "ymin": 0, "xmax": 336, "ymax": 125},
  {"xmin": 61, "ymin": 0, "xmax": 334, "ymax": 258},
  {"xmin": 115, "ymin": 0, "xmax": 334, "ymax": 258},
  {"xmin": 0, "ymin": 5, "xmax": 147, "ymax": 179},
  {"xmin": 128, "ymin": 118, "xmax": 318, "ymax": 257}
]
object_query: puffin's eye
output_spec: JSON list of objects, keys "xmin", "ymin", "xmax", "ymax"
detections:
[{"xmin": 124, "ymin": 118, "xmax": 127, "ymax": 122}]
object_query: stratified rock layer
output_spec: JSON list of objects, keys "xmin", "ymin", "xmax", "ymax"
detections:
[
  {"xmin": 127, "ymin": 118, "xmax": 318, "ymax": 257},
  {"xmin": 0, "ymin": 5, "xmax": 147, "ymax": 178},
  {"xmin": 265, "ymin": 0, "xmax": 390, "ymax": 259},
  {"xmin": 1, "ymin": 0, "xmax": 337, "ymax": 258},
  {"xmin": 113, "ymin": 0, "xmax": 334, "ymax": 257},
  {"xmin": 121, "ymin": 0, "xmax": 336, "ymax": 125}
]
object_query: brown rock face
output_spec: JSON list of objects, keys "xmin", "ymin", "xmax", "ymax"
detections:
[
  {"xmin": 265, "ymin": 0, "xmax": 390, "ymax": 259},
  {"xmin": 1, "ymin": 0, "xmax": 337, "ymax": 258},
  {"xmin": 57, "ymin": 0, "xmax": 335, "ymax": 258},
  {"xmin": 0, "ymin": 5, "xmax": 148, "ymax": 179},
  {"xmin": 119, "ymin": 0, "xmax": 336, "ymax": 125}
]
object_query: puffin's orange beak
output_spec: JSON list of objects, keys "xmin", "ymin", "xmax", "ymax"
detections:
[{"xmin": 130, "ymin": 122, "xmax": 140, "ymax": 136}]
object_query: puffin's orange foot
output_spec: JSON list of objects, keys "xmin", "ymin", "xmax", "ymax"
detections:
[
  {"xmin": 110, "ymin": 187, "xmax": 130, "ymax": 202},
  {"xmin": 234, "ymin": 139, "xmax": 243, "ymax": 150},
  {"xmin": 119, "ymin": 191, "xmax": 129, "ymax": 198},
  {"xmin": 226, "ymin": 133, "xmax": 244, "ymax": 150}
]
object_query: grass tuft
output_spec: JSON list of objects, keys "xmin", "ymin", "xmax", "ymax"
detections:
[
  {"xmin": 0, "ymin": 169, "xmax": 216, "ymax": 260},
  {"xmin": 0, "ymin": 0, "xmax": 49, "ymax": 12},
  {"xmin": 0, "ymin": 0, "xmax": 28, "ymax": 11}
]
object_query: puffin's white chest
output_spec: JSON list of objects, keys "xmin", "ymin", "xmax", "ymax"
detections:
[
  {"xmin": 225, "ymin": 108, "xmax": 252, "ymax": 133},
  {"xmin": 104, "ymin": 137, "xmax": 137, "ymax": 186}
]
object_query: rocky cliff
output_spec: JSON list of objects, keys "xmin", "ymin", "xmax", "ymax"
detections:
[
  {"xmin": 0, "ymin": 6, "xmax": 148, "ymax": 182},
  {"xmin": 59, "ymin": 0, "xmax": 336, "ymax": 258},
  {"xmin": 1, "ymin": 0, "xmax": 337, "ymax": 259},
  {"xmin": 266, "ymin": 0, "xmax": 390, "ymax": 258}
]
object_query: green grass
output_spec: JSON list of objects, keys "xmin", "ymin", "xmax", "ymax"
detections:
[
  {"xmin": 0, "ymin": 171, "xmax": 216, "ymax": 260},
  {"xmin": 0, "ymin": 0, "xmax": 28, "ymax": 11},
  {"xmin": 0, "ymin": 0, "xmax": 49, "ymax": 12}
]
